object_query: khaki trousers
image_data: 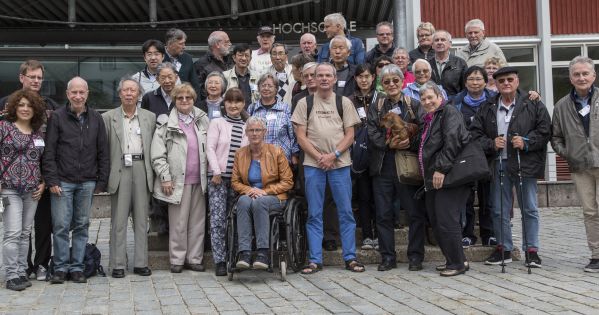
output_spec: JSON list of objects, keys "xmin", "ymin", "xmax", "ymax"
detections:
[
  {"xmin": 109, "ymin": 160, "xmax": 150, "ymax": 269},
  {"xmin": 168, "ymin": 184, "xmax": 206, "ymax": 265},
  {"xmin": 572, "ymin": 168, "xmax": 599, "ymax": 259}
]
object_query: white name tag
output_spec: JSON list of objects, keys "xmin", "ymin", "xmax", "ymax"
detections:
[
  {"xmin": 357, "ymin": 107, "xmax": 367, "ymax": 118},
  {"xmin": 338, "ymin": 80, "xmax": 346, "ymax": 88},
  {"xmin": 136, "ymin": 127, "xmax": 141, "ymax": 135},
  {"xmin": 250, "ymin": 84, "xmax": 258, "ymax": 91},
  {"xmin": 390, "ymin": 107, "xmax": 402, "ymax": 115},
  {"xmin": 266, "ymin": 113, "xmax": 277, "ymax": 121},
  {"xmin": 34, "ymin": 139, "xmax": 45, "ymax": 147},
  {"xmin": 505, "ymin": 116, "xmax": 511, "ymax": 123},
  {"xmin": 579, "ymin": 105, "xmax": 590, "ymax": 117},
  {"xmin": 212, "ymin": 110, "xmax": 221, "ymax": 118}
]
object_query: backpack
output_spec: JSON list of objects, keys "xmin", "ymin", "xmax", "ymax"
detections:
[
  {"xmin": 46, "ymin": 243, "xmax": 106, "ymax": 280},
  {"xmin": 350, "ymin": 94, "xmax": 382, "ymax": 174}
]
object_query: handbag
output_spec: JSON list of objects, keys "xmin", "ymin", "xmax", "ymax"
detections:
[
  {"xmin": 442, "ymin": 140, "xmax": 490, "ymax": 188},
  {"xmin": 393, "ymin": 95, "xmax": 424, "ymax": 185}
]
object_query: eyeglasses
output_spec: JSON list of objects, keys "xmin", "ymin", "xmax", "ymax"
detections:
[
  {"xmin": 377, "ymin": 32, "xmax": 393, "ymax": 37},
  {"xmin": 382, "ymin": 78, "xmax": 401, "ymax": 86},
  {"xmin": 417, "ymin": 33, "xmax": 432, "ymax": 38},
  {"xmin": 497, "ymin": 77, "xmax": 516, "ymax": 84},
  {"xmin": 23, "ymin": 74, "xmax": 43, "ymax": 81},
  {"xmin": 467, "ymin": 77, "xmax": 485, "ymax": 82},
  {"xmin": 144, "ymin": 52, "xmax": 163, "ymax": 58},
  {"xmin": 176, "ymin": 96, "xmax": 194, "ymax": 101},
  {"xmin": 377, "ymin": 63, "xmax": 391, "ymax": 68},
  {"xmin": 414, "ymin": 69, "xmax": 430, "ymax": 75},
  {"xmin": 270, "ymin": 51, "xmax": 287, "ymax": 57},
  {"xmin": 247, "ymin": 128, "xmax": 264, "ymax": 133}
]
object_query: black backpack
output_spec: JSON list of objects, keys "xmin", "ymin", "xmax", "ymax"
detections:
[{"xmin": 46, "ymin": 243, "xmax": 106, "ymax": 280}]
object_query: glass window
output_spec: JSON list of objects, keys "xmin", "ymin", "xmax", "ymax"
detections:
[
  {"xmin": 502, "ymin": 48, "xmax": 535, "ymax": 63},
  {"xmin": 589, "ymin": 46, "xmax": 599, "ymax": 60},
  {"xmin": 513, "ymin": 66, "xmax": 538, "ymax": 92},
  {"xmin": 551, "ymin": 46, "xmax": 581, "ymax": 62},
  {"xmin": 596, "ymin": 64, "xmax": 599, "ymax": 86},
  {"xmin": 552, "ymin": 67, "xmax": 571, "ymax": 104}
]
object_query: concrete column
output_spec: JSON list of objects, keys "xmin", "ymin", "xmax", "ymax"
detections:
[
  {"xmin": 405, "ymin": 0, "xmax": 421, "ymax": 50},
  {"xmin": 68, "ymin": 0, "xmax": 76, "ymax": 28},
  {"xmin": 149, "ymin": 0, "xmax": 157, "ymax": 28},
  {"xmin": 537, "ymin": 0, "xmax": 556, "ymax": 181},
  {"xmin": 393, "ymin": 0, "xmax": 407, "ymax": 48}
]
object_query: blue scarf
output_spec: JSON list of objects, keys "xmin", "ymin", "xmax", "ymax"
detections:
[{"xmin": 463, "ymin": 92, "xmax": 487, "ymax": 108}]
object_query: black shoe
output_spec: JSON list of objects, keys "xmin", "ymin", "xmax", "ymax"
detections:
[
  {"xmin": 584, "ymin": 259, "xmax": 599, "ymax": 273},
  {"xmin": 6, "ymin": 278, "xmax": 26, "ymax": 291},
  {"xmin": 215, "ymin": 262, "xmax": 227, "ymax": 276},
  {"xmin": 440, "ymin": 268, "xmax": 466, "ymax": 277},
  {"xmin": 525, "ymin": 251, "xmax": 542, "ymax": 268},
  {"xmin": 436, "ymin": 261, "xmax": 469, "ymax": 271},
  {"xmin": 19, "ymin": 276, "xmax": 32, "ymax": 287},
  {"xmin": 323, "ymin": 240, "xmax": 337, "ymax": 251},
  {"xmin": 408, "ymin": 261, "xmax": 423, "ymax": 271},
  {"xmin": 133, "ymin": 267, "xmax": 152, "ymax": 276},
  {"xmin": 70, "ymin": 271, "xmax": 87, "ymax": 283},
  {"xmin": 184, "ymin": 263, "xmax": 206, "ymax": 272},
  {"xmin": 236, "ymin": 251, "xmax": 251, "ymax": 269},
  {"xmin": 170, "ymin": 265, "xmax": 183, "ymax": 273},
  {"xmin": 253, "ymin": 252, "xmax": 270, "ymax": 270},
  {"xmin": 112, "ymin": 269, "xmax": 125, "ymax": 278},
  {"xmin": 484, "ymin": 248, "xmax": 512, "ymax": 265},
  {"xmin": 377, "ymin": 259, "xmax": 397, "ymax": 271},
  {"xmin": 50, "ymin": 271, "xmax": 66, "ymax": 284}
]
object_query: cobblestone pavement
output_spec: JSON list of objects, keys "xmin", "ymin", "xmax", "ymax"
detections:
[{"xmin": 1, "ymin": 207, "xmax": 598, "ymax": 314}]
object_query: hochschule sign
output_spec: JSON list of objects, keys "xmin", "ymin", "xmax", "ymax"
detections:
[{"xmin": 271, "ymin": 21, "xmax": 358, "ymax": 34}]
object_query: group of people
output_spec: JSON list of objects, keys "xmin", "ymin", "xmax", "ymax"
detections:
[{"xmin": 2, "ymin": 12, "xmax": 598, "ymax": 291}]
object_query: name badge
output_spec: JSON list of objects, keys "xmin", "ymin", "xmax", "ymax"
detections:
[
  {"xmin": 504, "ymin": 116, "xmax": 511, "ymax": 123},
  {"xmin": 136, "ymin": 128, "xmax": 141, "ymax": 135},
  {"xmin": 266, "ymin": 113, "xmax": 277, "ymax": 121},
  {"xmin": 34, "ymin": 139, "xmax": 45, "ymax": 147},
  {"xmin": 579, "ymin": 105, "xmax": 591, "ymax": 117},
  {"xmin": 390, "ymin": 107, "xmax": 402, "ymax": 115},
  {"xmin": 357, "ymin": 107, "xmax": 367, "ymax": 118},
  {"xmin": 470, "ymin": 116, "xmax": 474, "ymax": 122},
  {"xmin": 338, "ymin": 80, "xmax": 346, "ymax": 88},
  {"xmin": 175, "ymin": 62, "xmax": 182, "ymax": 72},
  {"xmin": 123, "ymin": 154, "xmax": 133, "ymax": 167},
  {"xmin": 250, "ymin": 84, "xmax": 258, "ymax": 91},
  {"xmin": 212, "ymin": 110, "xmax": 221, "ymax": 118}
]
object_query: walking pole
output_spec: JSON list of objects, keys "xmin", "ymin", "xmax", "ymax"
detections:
[
  {"xmin": 498, "ymin": 134, "xmax": 506, "ymax": 273},
  {"xmin": 514, "ymin": 133, "xmax": 532, "ymax": 274}
]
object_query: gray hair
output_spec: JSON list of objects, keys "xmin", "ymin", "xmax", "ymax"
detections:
[
  {"xmin": 118, "ymin": 77, "xmax": 144, "ymax": 96},
  {"xmin": 465, "ymin": 19, "xmax": 485, "ymax": 32},
  {"xmin": 433, "ymin": 30, "xmax": 452, "ymax": 42},
  {"xmin": 165, "ymin": 28, "xmax": 187, "ymax": 45},
  {"xmin": 302, "ymin": 62, "xmax": 318, "ymax": 73},
  {"xmin": 379, "ymin": 64, "xmax": 404, "ymax": 80},
  {"xmin": 417, "ymin": 22, "xmax": 435, "ymax": 35},
  {"xmin": 257, "ymin": 73, "xmax": 279, "ymax": 88},
  {"xmin": 246, "ymin": 116, "xmax": 267, "ymax": 130},
  {"xmin": 66, "ymin": 76, "xmax": 88, "ymax": 91},
  {"xmin": 207, "ymin": 31, "xmax": 226, "ymax": 48},
  {"xmin": 324, "ymin": 13, "xmax": 347, "ymax": 30},
  {"xmin": 205, "ymin": 71, "xmax": 227, "ymax": 93},
  {"xmin": 419, "ymin": 81, "xmax": 444, "ymax": 98},
  {"xmin": 156, "ymin": 62, "xmax": 178, "ymax": 76},
  {"xmin": 329, "ymin": 35, "xmax": 352, "ymax": 51},
  {"xmin": 300, "ymin": 33, "xmax": 316, "ymax": 43},
  {"xmin": 392, "ymin": 47, "xmax": 409, "ymax": 57},
  {"xmin": 316, "ymin": 62, "xmax": 337, "ymax": 78},
  {"xmin": 413, "ymin": 58, "xmax": 432, "ymax": 72},
  {"xmin": 569, "ymin": 56, "xmax": 596, "ymax": 74},
  {"xmin": 376, "ymin": 21, "xmax": 393, "ymax": 33}
]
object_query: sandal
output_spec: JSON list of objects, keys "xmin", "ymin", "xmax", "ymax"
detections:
[
  {"xmin": 345, "ymin": 259, "xmax": 366, "ymax": 273},
  {"xmin": 300, "ymin": 262, "xmax": 323, "ymax": 275}
]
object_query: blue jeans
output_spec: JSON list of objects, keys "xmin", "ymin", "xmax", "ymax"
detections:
[
  {"xmin": 304, "ymin": 166, "xmax": 356, "ymax": 264},
  {"xmin": 490, "ymin": 160, "xmax": 540, "ymax": 252},
  {"xmin": 51, "ymin": 181, "xmax": 96, "ymax": 273},
  {"xmin": 236, "ymin": 195, "xmax": 285, "ymax": 252}
]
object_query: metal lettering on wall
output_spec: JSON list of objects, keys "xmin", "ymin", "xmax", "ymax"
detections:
[{"xmin": 271, "ymin": 21, "xmax": 357, "ymax": 34}]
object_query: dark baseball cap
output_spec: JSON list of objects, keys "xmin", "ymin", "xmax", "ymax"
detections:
[
  {"xmin": 258, "ymin": 26, "xmax": 274, "ymax": 35},
  {"xmin": 492, "ymin": 66, "xmax": 519, "ymax": 79}
]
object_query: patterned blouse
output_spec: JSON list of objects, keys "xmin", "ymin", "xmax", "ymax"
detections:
[{"xmin": 0, "ymin": 120, "xmax": 44, "ymax": 193}]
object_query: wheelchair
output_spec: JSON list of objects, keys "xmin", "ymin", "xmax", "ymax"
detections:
[{"xmin": 225, "ymin": 195, "xmax": 307, "ymax": 281}]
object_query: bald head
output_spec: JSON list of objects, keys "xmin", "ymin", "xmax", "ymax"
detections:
[
  {"xmin": 300, "ymin": 33, "xmax": 317, "ymax": 55},
  {"xmin": 66, "ymin": 76, "xmax": 89, "ymax": 110},
  {"xmin": 208, "ymin": 30, "xmax": 231, "ymax": 57}
]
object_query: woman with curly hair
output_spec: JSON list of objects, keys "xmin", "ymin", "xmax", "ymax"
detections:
[{"xmin": 1, "ymin": 89, "xmax": 47, "ymax": 291}]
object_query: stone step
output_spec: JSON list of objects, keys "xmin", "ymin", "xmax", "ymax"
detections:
[{"xmin": 148, "ymin": 245, "xmax": 521, "ymax": 270}]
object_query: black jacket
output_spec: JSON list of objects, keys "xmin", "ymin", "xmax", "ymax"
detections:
[
  {"xmin": 452, "ymin": 88, "xmax": 497, "ymax": 130},
  {"xmin": 429, "ymin": 55, "xmax": 468, "ymax": 100},
  {"xmin": 470, "ymin": 89, "xmax": 552, "ymax": 178},
  {"xmin": 42, "ymin": 104, "xmax": 110, "ymax": 191},
  {"xmin": 193, "ymin": 51, "xmax": 233, "ymax": 100},
  {"xmin": 334, "ymin": 64, "xmax": 357, "ymax": 98},
  {"xmin": 365, "ymin": 44, "xmax": 396, "ymax": 64},
  {"xmin": 140, "ymin": 88, "xmax": 173, "ymax": 117},
  {"xmin": 420, "ymin": 104, "xmax": 470, "ymax": 190},
  {"xmin": 367, "ymin": 94, "xmax": 423, "ymax": 176},
  {"xmin": 163, "ymin": 52, "xmax": 201, "ymax": 94}
]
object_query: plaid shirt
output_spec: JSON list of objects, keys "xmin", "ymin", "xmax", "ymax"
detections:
[{"xmin": 248, "ymin": 99, "xmax": 299, "ymax": 162}]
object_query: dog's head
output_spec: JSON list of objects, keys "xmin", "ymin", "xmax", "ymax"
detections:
[{"xmin": 380, "ymin": 112, "xmax": 405, "ymax": 129}]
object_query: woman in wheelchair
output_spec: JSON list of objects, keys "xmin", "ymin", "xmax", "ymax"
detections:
[{"xmin": 231, "ymin": 116, "xmax": 293, "ymax": 269}]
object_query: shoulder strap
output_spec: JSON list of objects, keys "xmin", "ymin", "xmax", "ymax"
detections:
[
  {"xmin": 306, "ymin": 94, "xmax": 314, "ymax": 120},
  {"xmin": 376, "ymin": 95, "xmax": 385, "ymax": 112},
  {"xmin": 403, "ymin": 94, "xmax": 416, "ymax": 120},
  {"xmin": 336, "ymin": 95, "xmax": 343, "ymax": 120}
]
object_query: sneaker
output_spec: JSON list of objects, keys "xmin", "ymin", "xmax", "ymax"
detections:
[
  {"xmin": 462, "ymin": 237, "xmax": 474, "ymax": 248},
  {"xmin": 236, "ymin": 251, "xmax": 251, "ymax": 269},
  {"xmin": 373, "ymin": 238, "xmax": 379, "ymax": 251},
  {"xmin": 361, "ymin": 238, "xmax": 374, "ymax": 250},
  {"xmin": 253, "ymin": 252, "xmax": 270, "ymax": 270},
  {"xmin": 36, "ymin": 266, "xmax": 47, "ymax": 281},
  {"xmin": 5, "ymin": 278, "xmax": 26, "ymax": 291},
  {"xmin": 525, "ymin": 251, "xmax": 542, "ymax": 268},
  {"xmin": 584, "ymin": 259, "xmax": 599, "ymax": 273},
  {"xmin": 19, "ymin": 276, "xmax": 32, "ymax": 288},
  {"xmin": 484, "ymin": 237, "xmax": 498, "ymax": 246},
  {"xmin": 484, "ymin": 249, "xmax": 512, "ymax": 265},
  {"xmin": 70, "ymin": 271, "xmax": 87, "ymax": 283}
]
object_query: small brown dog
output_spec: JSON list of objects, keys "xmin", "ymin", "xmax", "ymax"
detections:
[{"xmin": 380, "ymin": 112, "xmax": 419, "ymax": 144}]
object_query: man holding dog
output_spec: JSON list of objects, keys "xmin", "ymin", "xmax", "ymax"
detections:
[{"xmin": 470, "ymin": 67, "xmax": 551, "ymax": 268}]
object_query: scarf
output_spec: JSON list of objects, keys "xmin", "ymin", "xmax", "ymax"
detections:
[{"xmin": 464, "ymin": 92, "xmax": 487, "ymax": 108}]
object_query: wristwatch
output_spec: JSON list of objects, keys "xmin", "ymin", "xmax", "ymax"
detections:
[{"xmin": 334, "ymin": 150, "xmax": 342, "ymax": 159}]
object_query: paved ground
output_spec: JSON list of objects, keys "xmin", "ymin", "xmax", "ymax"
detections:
[{"xmin": 1, "ymin": 207, "xmax": 598, "ymax": 314}]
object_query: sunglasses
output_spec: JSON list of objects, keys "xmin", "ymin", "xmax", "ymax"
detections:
[
  {"xmin": 497, "ymin": 77, "xmax": 516, "ymax": 84},
  {"xmin": 414, "ymin": 69, "xmax": 430, "ymax": 75},
  {"xmin": 382, "ymin": 78, "xmax": 401, "ymax": 86}
]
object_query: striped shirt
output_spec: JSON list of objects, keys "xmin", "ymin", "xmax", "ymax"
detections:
[{"xmin": 223, "ymin": 115, "xmax": 245, "ymax": 178}]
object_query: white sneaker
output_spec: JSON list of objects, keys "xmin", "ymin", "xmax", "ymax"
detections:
[
  {"xmin": 36, "ymin": 266, "xmax": 47, "ymax": 281},
  {"xmin": 361, "ymin": 238, "xmax": 374, "ymax": 250}
]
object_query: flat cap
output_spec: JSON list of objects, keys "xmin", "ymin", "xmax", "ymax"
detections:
[{"xmin": 492, "ymin": 66, "xmax": 518, "ymax": 79}]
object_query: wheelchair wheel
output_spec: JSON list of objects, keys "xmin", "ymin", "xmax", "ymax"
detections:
[
  {"xmin": 279, "ymin": 260, "xmax": 287, "ymax": 281},
  {"xmin": 286, "ymin": 197, "xmax": 307, "ymax": 272},
  {"xmin": 225, "ymin": 207, "xmax": 237, "ymax": 281}
]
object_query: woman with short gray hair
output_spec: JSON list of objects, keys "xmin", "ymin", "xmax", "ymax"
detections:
[{"xmin": 199, "ymin": 71, "xmax": 227, "ymax": 120}]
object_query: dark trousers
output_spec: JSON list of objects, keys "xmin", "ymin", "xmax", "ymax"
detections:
[
  {"xmin": 425, "ymin": 185, "xmax": 470, "ymax": 270},
  {"xmin": 27, "ymin": 190, "xmax": 52, "ymax": 271},
  {"xmin": 323, "ymin": 186, "xmax": 340, "ymax": 242},
  {"xmin": 354, "ymin": 172, "xmax": 376, "ymax": 240},
  {"xmin": 373, "ymin": 173, "xmax": 426, "ymax": 262},
  {"xmin": 463, "ymin": 180, "xmax": 494, "ymax": 243}
]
